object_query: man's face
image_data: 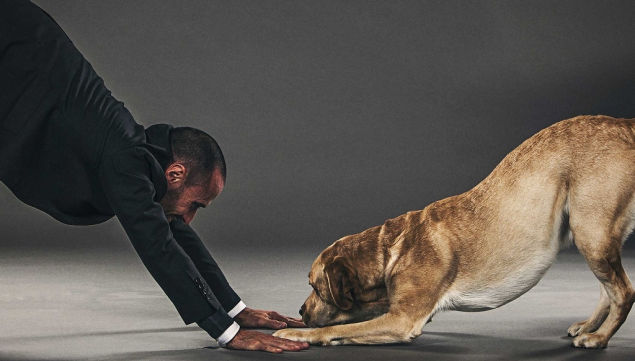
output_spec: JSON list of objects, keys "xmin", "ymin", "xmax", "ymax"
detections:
[{"xmin": 160, "ymin": 166, "xmax": 224, "ymax": 224}]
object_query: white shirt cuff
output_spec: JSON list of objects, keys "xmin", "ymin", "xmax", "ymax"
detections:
[
  {"xmin": 216, "ymin": 321, "xmax": 240, "ymax": 346},
  {"xmin": 227, "ymin": 300, "xmax": 246, "ymax": 318}
]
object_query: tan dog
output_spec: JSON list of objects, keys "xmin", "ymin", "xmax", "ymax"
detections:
[{"xmin": 274, "ymin": 115, "xmax": 635, "ymax": 349}]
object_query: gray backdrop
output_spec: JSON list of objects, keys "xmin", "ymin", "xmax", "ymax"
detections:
[{"xmin": 1, "ymin": 0, "xmax": 634, "ymax": 255}]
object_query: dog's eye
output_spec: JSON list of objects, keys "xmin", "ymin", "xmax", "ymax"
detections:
[
  {"xmin": 313, "ymin": 287, "xmax": 327, "ymax": 301},
  {"xmin": 309, "ymin": 283, "xmax": 323, "ymax": 298}
]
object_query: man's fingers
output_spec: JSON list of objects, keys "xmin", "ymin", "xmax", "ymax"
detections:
[
  {"xmin": 270, "ymin": 320, "xmax": 287, "ymax": 329},
  {"xmin": 284, "ymin": 318, "xmax": 307, "ymax": 328},
  {"xmin": 267, "ymin": 311, "xmax": 287, "ymax": 321},
  {"xmin": 262, "ymin": 345, "xmax": 283, "ymax": 353},
  {"xmin": 268, "ymin": 312, "xmax": 306, "ymax": 328},
  {"xmin": 259, "ymin": 318, "xmax": 287, "ymax": 329},
  {"xmin": 226, "ymin": 330, "xmax": 308, "ymax": 353},
  {"xmin": 255, "ymin": 334, "xmax": 307, "ymax": 353},
  {"xmin": 268, "ymin": 336, "xmax": 310, "ymax": 351}
]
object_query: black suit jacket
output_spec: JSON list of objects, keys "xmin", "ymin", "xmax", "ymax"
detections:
[{"xmin": 0, "ymin": 0, "xmax": 240, "ymax": 339}]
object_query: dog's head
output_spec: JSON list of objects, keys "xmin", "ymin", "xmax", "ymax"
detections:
[{"xmin": 300, "ymin": 231, "xmax": 390, "ymax": 327}]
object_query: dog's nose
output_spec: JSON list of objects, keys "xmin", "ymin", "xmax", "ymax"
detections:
[{"xmin": 299, "ymin": 304, "xmax": 306, "ymax": 316}]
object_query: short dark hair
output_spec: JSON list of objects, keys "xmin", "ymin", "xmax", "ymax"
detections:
[{"xmin": 170, "ymin": 127, "xmax": 226, "ymax": 185}]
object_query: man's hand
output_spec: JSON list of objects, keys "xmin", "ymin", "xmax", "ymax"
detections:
[
  {"xmin": 225, "ymin": 329, "xmax": 309, "ymax": 353},
  {"xmin": 235, "ymin": 307, "xmax": 306, "ymax": 329}
]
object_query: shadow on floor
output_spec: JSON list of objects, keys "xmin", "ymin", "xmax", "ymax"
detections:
[
  {"xmin": 10, "ymin": 326, "xmax": 622, "ymax": 361},
  {"xmin": 0, "ymin": 326, "xmax": 201, "ymax": 343}
]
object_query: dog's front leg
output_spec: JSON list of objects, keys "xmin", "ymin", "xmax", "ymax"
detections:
[
  {"xmin": 273, "ymin": 311, "xmax": 429, "ymax": 345},
  {"xmin": 275, "ymin": 273, "xmax": 446, "ymax": 345}
]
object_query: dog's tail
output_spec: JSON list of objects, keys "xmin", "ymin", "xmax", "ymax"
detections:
[{"xmin": 557, "ymin": 191, "xmax": 574, "ymax": 250}]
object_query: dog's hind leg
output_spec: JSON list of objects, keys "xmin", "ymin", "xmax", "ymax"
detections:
[
  {"xmin": 566, "ymin": 148, "xmax": 635, "ymax": 348},
  {"xmin": 572, "ymin": 243, "xmax": 634, "ymax": 348},
  {"xmin": 569, "ymin": 197, "xmax": 635, "ymax": 348},
  {"xmin": 567, "ymin": 285, "xmax": 609, "ymax": 337}
]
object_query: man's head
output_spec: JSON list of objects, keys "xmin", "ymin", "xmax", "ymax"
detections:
[{"xmin": 159, "ymin": 127, "xmax": 226, "ymax": 224}]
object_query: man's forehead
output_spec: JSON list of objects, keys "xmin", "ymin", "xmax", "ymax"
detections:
[
  {"xmin": 197, "ymin": 169, "xmax": 224, "ymax": 203},
  {"xmin": 211, "ymin": 168, "xmax": 224, "ymax": 191}
]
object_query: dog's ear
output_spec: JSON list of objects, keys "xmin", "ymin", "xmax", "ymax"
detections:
[{"xmin": 324, "ymin": 256, "xmax": 356, "ymax": 310}]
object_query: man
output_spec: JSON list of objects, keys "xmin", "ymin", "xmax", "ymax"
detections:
[{"xmin": 0, "ymin": 0, "xmax": 308, "ymax": 353}]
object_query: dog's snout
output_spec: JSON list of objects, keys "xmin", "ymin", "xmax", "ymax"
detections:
[
  {"xmin": 299, "ymin": 303, "xmax": 306, "ymax": 316},
  {"xmin": 302, "ymin": 312, "xmax": 311, "ymax": 326}
]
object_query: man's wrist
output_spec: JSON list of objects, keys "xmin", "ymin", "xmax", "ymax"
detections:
[
  {"xmin": 216, "ymin": 321, "xmax": 240, "ymax": 346},
  {"xmin": 227, "ymin": 300, "xmax": 246, "ymax": 318},
  {"xmin": 197, "ymin": 310, "xmax": 235, "ymax": 341}
]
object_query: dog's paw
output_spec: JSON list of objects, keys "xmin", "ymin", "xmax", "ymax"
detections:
[
  {"xmin": 273, "ymin": 329, "xmax": 315, "ymax": 344},
  {"xmin": 567, "ymin": 320, "xmax": 589, "ymax": 337},
  {"xmin": 571, "ymin": 333, "xmax": 608, "ymax": 349},
  {"xmin": 273, "ymin": 329, "xmax": 332, "ymax": 346}
]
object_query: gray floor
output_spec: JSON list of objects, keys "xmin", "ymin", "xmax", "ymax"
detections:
[{"xmin": 1, "ymin": 248, "xmax": 634, "ymax": 361}]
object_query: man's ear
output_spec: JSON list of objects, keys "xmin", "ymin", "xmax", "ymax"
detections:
[
  {"xmin": 165, "ymin": 163, "xmax": 186, "ymax": 187},
  {"xmin": 324, "ymin": 256, "xmax": 356, "ymax": 310}
]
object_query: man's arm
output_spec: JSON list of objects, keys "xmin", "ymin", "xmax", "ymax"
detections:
[
  {"xmin": 169, "ymin": 211, "xmax": 306, "ymax": 331},
  {"xmin": 99, "ymin": 147, "xmax": 237, "ymax": 341},
  {"xmin": 98, "ymin": 146, "xmax": 307, "ymax": 352},
  {"xmin": 169, "ymin": 217, "xmax": 245, "ymax": 318}
]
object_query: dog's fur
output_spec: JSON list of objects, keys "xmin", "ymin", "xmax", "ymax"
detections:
[{"xmin": 274, "ymin": 115, "xmax": 635, "ymax": 348}]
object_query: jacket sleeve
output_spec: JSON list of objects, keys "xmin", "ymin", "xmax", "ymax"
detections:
[
  {"xmin": 98, "ymin": 146, "xmax": 236, "ymax": 340},
  {"xmin": 169, "ymin": 217, "xmax": 246, "ymax": 317}
]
